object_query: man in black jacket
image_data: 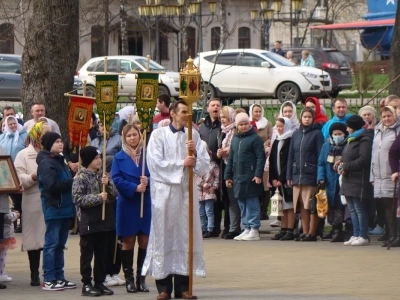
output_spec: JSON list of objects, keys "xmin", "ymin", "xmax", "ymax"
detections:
[{"xmin": 199, "ymin": 99, "xmax": 226, "ymax": 237}]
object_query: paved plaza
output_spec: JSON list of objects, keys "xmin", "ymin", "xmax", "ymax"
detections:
[{"xmin": 2, "ymin": 221, "xmax": 399, "ymax": 300}]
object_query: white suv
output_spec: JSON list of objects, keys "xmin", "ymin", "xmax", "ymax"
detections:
[
  {"xmin": 78, "ymin": 56, "xmax": 180, "ymax": 99},
  {"xmin": 194, "ymin": 49, "xmax": 332, "ymax": 103}
]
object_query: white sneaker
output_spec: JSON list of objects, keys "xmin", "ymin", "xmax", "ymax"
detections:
[
  {"xmin": 270, "ymin": 220, "xmax": 281, "ymax": 227},
  {"xmin": 104, "ymin": 274, "xmax": 118, "ymax": 287},
  {"xmin": 351, "ymin": 237, "xmax": 369, "ymax": 246},
  {"xmin": 241, "ymin": 229, "xmax": 260, "ymax": 241},
  {"xmin": 344, "ymin": 236, "xmax": 358, "ymax": 246},
  {"xmin": 234, "ymin": 229, "xmax": 250, "ymax": 241},
  {"xmin": 112, "ymin": 274, "xmax": 125, "ymax": 285},
  {"xmin": 0, "ymin": 274, "xmax": 12, "ymax": 282}
]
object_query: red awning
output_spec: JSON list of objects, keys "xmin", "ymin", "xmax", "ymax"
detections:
[{"xmin": 309, "ymin": 19, "xmax": 395, "ymax": 30}]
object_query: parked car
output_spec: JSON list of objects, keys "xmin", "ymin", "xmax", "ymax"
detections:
[
  {"xmin": 286, "ymin": 47, "xmax": 353, "ymax": 97},
  {"xmin": 194, "ymin": 49, "xmax": 332, "ymax": 104},
  {"xmin": 78, "ymin": 56, "xmax": 180, "ymax": 99},
  {"xmin": 0, "ymin": 54, "xmax": 83, "ymax": 101}
]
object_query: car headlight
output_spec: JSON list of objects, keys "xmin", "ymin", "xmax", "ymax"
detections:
[{"xmin": 299, "ymin": 72, "xmax": 318, "ymax": 79}]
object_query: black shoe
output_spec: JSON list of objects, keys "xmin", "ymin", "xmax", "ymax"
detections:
[
  {"xmin": 381, "ymin": 237, "xmax": 395, "ymax": 247},
  {"xmin": 271, "ymin": 231, "xmax": 286, "ymax": 240},
  {"xmin": 126, "ymin": 279, "xmax": 137, "ymax": 293},
  {"xmin": 330, "ymin": 230, "xmax": 344, "ymax": 243},
  {"xmin": 321, "ymin": 230, "xmax": 334, "ymax": 241},
  {"xmin": 203, "ymin": 231, "xmax": 212, "ymax": 238},
  {"xmin": 94, "ymin": 283, "xmax": 114, "ymax": 295},
  {"xmin": 211, "ymin": 230, "xmax": 221, "ymax": 237},
  {"xmin": 0, "ymin": 283, "xmax": 6, "ymax": 289},
  {"xmin": 30, "ymin": 272, "xmax": 40, "ymax": 286},
  {"xmin": 389, "ymin": 237, "xmax": 400, "ymax": 247},
  {"xmin": 136, "ymin": 275, "xmax": 149, "ymax": 292},
  {"xmin": 295, "ymin": 233, "xmax": 306, "ymax": 241},
  {"xmin": 301, "ymin": 234, "xmax": 317, "ymax": 242},
  {"xmin": 224, "ymin": 232, "xmax": 240, "ymax": 240},
  {"xmin": 280, "ymin": 232, "xmax": 295, "ymax": 241},
  {"xmin": 377, "ymin": 232, "xmax": 389, "ymax": 241},
  {"xmin": 81, "ymin": 283, "xmax": 101, "ymax": 297}
]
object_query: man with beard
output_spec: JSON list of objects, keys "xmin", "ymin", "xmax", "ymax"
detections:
[{"xmin": 198, "ymin": 99, "xmax": 225, "ymax": 237}]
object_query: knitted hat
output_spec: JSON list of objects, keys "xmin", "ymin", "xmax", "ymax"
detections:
[
  {"xmin": 358, "ymin": 105, "xmax": 377, "ymax": 117},
  {"xmin": 346, "ymin": 115, "xmax": 365, "ymax": 131},
  {"xmin": 235, "ymin": 112, "xmax": 250, "ymax": 127},
  {"xmin": 41, "ymin": 132, "xmax": 61, "ymax": 151},
  {"xmin": 329, "ymin": 122, "xmax": 348, "ymax": 137},
  {"xmin": 80, "ymin": 146, "xmax": 101, "ymax": 168}
]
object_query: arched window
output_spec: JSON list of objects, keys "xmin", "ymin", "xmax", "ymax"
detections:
[
  {"xmin": 91, "ymin": 25, "xmax": 104, "ymax": 57},
  {"xmin": 211, "ymin": 27, "xmax": 220, "ymax": 51},
  {"xmin": 238, "ymin": 27, "xmax": 250, "ymax": 49},
  {"xmin": 0, "ymin": 23, "xmax": 14, "ymax": 54},
  {"xmin": 186, "ymin": 27, "xmax": 196, "ymax": 58}
]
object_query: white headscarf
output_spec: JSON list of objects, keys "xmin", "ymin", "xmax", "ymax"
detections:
[
  {"xmin": 279, "ymin": 101, "xmax": 300, "ymax": 131},
  {"xmin": 4, "ymin": 116, "xmax": 23, "ymax": 145},
  {"xmin": 276, "ymin": 117, "xmax": 292, "ymax": 140},
  {"xmin": 118, "ymin": 106, "xmax": 136, "ymax": 122},
  {"xmin": 249, "ymin": 104, "xmax": 268, "ymax": 129}
]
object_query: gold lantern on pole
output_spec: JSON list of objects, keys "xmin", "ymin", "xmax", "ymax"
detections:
[
  {"xmin": 179, "ymin": 56, "xmax": 201, "ymax": 298},
  {"xmin": 270, "ymin": 188, "xmax": 283, "ymax": 217}
]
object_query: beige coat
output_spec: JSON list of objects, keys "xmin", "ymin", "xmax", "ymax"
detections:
[{"xmin": 14, "ymin": 144, "xmax": 45, "ymax": 251}]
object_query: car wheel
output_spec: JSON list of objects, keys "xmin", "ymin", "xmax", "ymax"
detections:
[
  {"xmin": 197, "ymin": 83, "xmax": 216, "ymax": 107},
  {"xmin": 277, "ymin": 82, "xmax": 301, "ymax": 103},
  {"xmin": 158, "ymin": 85, "xmax": 170, "ymax": 96}
]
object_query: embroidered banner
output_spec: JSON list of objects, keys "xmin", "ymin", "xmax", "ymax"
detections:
[
  {"xmin": 68, "ymin": 96, "xmax": 95, "ymax": 148},
  {"xmin": 95, "ymin": 75, "xmax": 118, "ymax": 132},
  {"xmin": 135, "ymin": 73, "xmax": 159, "ymax": 131}
]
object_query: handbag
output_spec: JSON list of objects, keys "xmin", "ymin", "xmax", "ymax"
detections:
[{"xmin": 309, "ymin": 184, "xmax": 328, "ymax": 217}]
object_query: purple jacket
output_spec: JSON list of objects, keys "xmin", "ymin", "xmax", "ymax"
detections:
[{"xmin": 389, "ymin": 133, "xmax": 400, "ymax": 174}]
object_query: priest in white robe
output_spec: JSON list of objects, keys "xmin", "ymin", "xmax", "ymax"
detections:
[{"xmin": 143, "ymin": 100, "xmax": 209, "ymax": 300}]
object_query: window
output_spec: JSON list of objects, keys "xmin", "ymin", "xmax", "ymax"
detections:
[
  {"xmin": 186, "ymin": 27, "xmax": 196, "ymax": 58},
  {"xmin": 160, "ymin": 33, "xmax": 168, "ymax": 60},
  {"xmin": 0, "ymin": 60, "xmax": 20, "ymax": 73},
  {"xmin": 239, "ymin": 54, "xmax": 264, "ymax": 67},
  {"xmin": 211, "ymin": 27, "xmax": 220, "ymax": 51},
  {"xmin": 0, "ymin": 23, "xmax": 14, "ymax": 54},
  {"xmin": 213, "ymin": 53, "xmax": 239, "ymax": 66},
  {"xmin": 121, "ymin": 59, "xmax": 140, "ymax": 72},
  {"xmin": 91, "ymin": 25, "xmax": 104, "ymax": 57},
  {"xmin": 238, "ymin": 27, "xmax": 250, "ymax": 49},
  {"xmin": 93, "ymin": 59, "xmax": 118, "ymax": 72}
]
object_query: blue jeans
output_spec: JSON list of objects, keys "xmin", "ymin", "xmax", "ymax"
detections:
[
  {"xmin": 346, "ymin": 196, "xmax": 368, "ymax": 239},
  {"xmin": 42, "ymin": 218, "xmax": 70, "ymax": 282},
  {"xmin": 199, "ymin": 200, "xmax": 214, "ymax": 232},
  {"xmin": 237, "ymin": 197, "xmax": 261, "ymax": 230}
]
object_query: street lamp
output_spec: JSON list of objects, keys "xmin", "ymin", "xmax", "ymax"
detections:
[{"xmin": 250, "ymin": 1, "xmax": 275, "ymax": 50}]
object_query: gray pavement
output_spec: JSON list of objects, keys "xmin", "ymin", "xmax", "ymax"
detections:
[{"xmin": 1, "ymin": 220, "xmax": 399, "ymax": 300}]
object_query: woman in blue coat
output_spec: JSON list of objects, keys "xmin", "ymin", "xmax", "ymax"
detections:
[
  {"xmin": 111, "ymin": 124, "xmax": 151, "ymax": 293},
  {"xmin": 317, "ymin": 122, "xmax": 348, "ymax": 242}
]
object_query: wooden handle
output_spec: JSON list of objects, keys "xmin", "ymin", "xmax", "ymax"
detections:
[
  {"xmin": 187, "ymin": 103, "xmax": 194, "ymax": 296},
  {"xmin": 102, "ymin": 112, "xmax": 107, "ymax": 221},
  {"xmin": 140, "ymin": 131, "xmax": 147, "ymax": 218}
]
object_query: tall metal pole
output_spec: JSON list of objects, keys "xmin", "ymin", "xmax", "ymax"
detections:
[
  {"xmin": 290, "ymin": 2, "xmax": 293, "ymax": 48},
  {"xmin": 156, "ymin": 17, "xmax": 160, "ymax": 63},
  {"xmin": 198, "ymin": 4, "xmax": 203, "ymax": 54}
]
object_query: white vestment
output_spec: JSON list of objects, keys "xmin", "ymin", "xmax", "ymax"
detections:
[{"xmin": 142, "ymin": 126, "xmax": 209, "ymax": 280}]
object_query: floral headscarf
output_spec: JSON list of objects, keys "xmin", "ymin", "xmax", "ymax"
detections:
[
  {"xmin": 27, "ymin": 121, "xmax": 48, "ymax": 148},
  {"xmin": 122, "ymin": 125, "xmax": 143, "ymax": 166}
]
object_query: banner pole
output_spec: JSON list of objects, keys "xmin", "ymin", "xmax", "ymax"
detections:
[{"xmin": 102, "ymin": 112, "xmax": 107, "ymax": 221}]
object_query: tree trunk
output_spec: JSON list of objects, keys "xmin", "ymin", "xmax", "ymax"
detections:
[
  {"xmin": 21, "ymin": 0, "xmax": 79, "ymax": 139},
  {"xmin": 120, "ymin": 0, "xmax": 128, "ymax": 55},
  {"xmin": 389, "ymin": 3, "xmax": 400, "ymax": 95},
  {"xmin": 219, "ymin": 0, "xmax": 227, "ymax": 49},
  {"xmin": 103, "ymin": 0, "xmax": 109, "ymax": 55}
]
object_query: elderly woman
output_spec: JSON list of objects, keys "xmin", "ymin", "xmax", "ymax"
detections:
[
  {"xmin": 217, "ymin": 106, "xmax": 241, "ymax": 239},
  {"xmin": 359, "ymin": 106, "xmax": 378, "ymax": 129},
  {"xmin": 371, "ymin": 106, "xmax": 400, "ymax": 246},
  {"xmin": 286, "ymin": 51, "xmax": 298, "ymax": 64},
  {"xmin": 300, "ymin": 50, "xmax": 315, "ymax": 68},
  {"xmin": 14, "ymin": 121, "xmax": 51, "ymax": 286}
]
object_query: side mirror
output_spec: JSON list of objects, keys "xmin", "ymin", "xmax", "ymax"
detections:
[
  {"xmin": 15, "ymin": 69, "xmax": 21, "ymax": 74},
  {"xmin": 261, "ymin": 62, "xmax": 271, "ymax": 68}
]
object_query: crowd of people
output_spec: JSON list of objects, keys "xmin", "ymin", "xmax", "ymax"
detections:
[{"xmin": 1, "ymin": 93, "xmax": 400, "ymax": 299}]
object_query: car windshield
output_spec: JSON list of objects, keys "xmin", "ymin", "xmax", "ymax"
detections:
[
  {"xmin": 325, "ymin": 51, "xmax": 350, "ymax": 68},
  {"xmin": 135, "ymin": 58, "xmax": 166, "ymax": 71},
  {"xmin": 260, "ymin": 52, "xmax": 295, "ymax": 67}
]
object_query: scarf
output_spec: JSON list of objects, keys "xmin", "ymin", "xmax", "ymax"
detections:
[
  {"xmin": 27, "ymin": 121, "xmax": 47, "ymax": 149},
  {"xmin": 249, "ymin": 104, "xmax": 268, "ymax": 130},
  {"xmin": 122, "ymin": 133, "xmax": 143, "ymax": 166},
  {"xmin": 279, "ymin": 101, "xmax": 300, "ymax": 131},
  {"xmin": 221, "ymin": 122, "xmax": 235, "ymax": 149},
  {"xmin": 4, "ymin": 116, "xmax": 23, "ymax": 146},
  {"xmin": 327, "ymin": 137, "xmax": 347, "ymax": 163},
  {"xmin": 347, "ymin": 128, "xmax": 364, "ymax": 144},
  {"xmin": 275, "ymin": 117, "xmax": 292, "ymax": 141}
]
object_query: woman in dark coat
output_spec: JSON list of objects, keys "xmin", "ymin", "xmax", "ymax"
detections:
[
  {"xmin": 340, "ymin": 115, "xmax": 373, "ymax": 246},
  {"xmin": 269, "ymin": 117, "xmax": 294, "ymax": 240},
  {"xmin": 111, "ymin": 124, "xmax": 151, "ymax": 293},
  {"xmin": 287, "ymin": 107, "xmax": 324, "ymax": 241}
]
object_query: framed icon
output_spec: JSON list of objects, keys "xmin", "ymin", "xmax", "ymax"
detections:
[
  {"xmin": 141, "ymin": 84, "xmax": 154, "ymax": 100},
  {"xmin": 0, "ymin": 156, "xmax": 21, "ymax": 192},
  {"xmin": 74, "ymin": 108, "xmax": 87, "ymax": 123}
]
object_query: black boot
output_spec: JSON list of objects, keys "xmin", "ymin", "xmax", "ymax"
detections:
[
  {"xmin": 121, "ymin": 249, "xmax": 137, "ymax": 293},
  {"xmin": 81, "ymin": 282, "xmax": 101, "ymax": 296},
  {"xmin": 28, "ymin": 250, "xmax": 41, "ymax": 286},
  {"xmin": 271, "ymin": 229, "xmax": 286, "ymax": 240},
  {"xmin": 330, "ymin": 230, "xmax": 344, "ymax": 243},
  {"xmin": 136, "ymin": 248, "xmax": 149, "ymax": 292},
  {"xmin": 94, "ymin": 282, "xmax": 114, "ymax": 295},
  {"xmin": 280, "ymin": 230, "xmax": 295, "ymax": 241},
  {"xmin": 0, "ymin": 283, "xmax": 6, "ymax": 289}
]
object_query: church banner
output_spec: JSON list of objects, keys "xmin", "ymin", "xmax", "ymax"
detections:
[
  {"xmin": 95, "ymin": 75, "xmax": 118, "ymax": 132},
  {"xmin": 68, "ymin": 96, "xmax": 95, "ymax": 148},
  {"xmin": 135, "ymin": 73, "xmax": 159, "ymax": 131}
]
